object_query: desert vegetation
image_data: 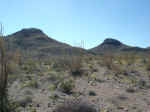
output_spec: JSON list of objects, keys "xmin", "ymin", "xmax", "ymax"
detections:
[
  {"xmin": 54, "ymin": 98, "xmax": 98, "ymax": 112},
  {"xmin": 1, "ymin": 28, "xmax": 150, "ymax": 112}
]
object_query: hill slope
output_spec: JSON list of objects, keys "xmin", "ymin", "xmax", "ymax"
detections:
[
  {"xmin": 89, "ymin": 38, "xmax": 150, "ymax": 55},
  {"xmin": 5, "ymin": 28, "xmax": 86, "ymax": 57},
  {"xmin": 5, "ymin": 29, "xmax": 150, "ymax": 57}
]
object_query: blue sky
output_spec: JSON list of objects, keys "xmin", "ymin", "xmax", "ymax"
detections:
[{"xmin": 1, "ymin": 0, "xmax": 150, "ymax": 49}]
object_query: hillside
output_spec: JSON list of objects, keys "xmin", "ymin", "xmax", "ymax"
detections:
[
  {"xmin": 4, "ymin": 29, "xmax": 150, "ymax": 57},
  {"xmin": 1, "ymin": 28, "xmax": 150, "ymax": 112},
  {"xmin": 5, "ymin": 28, "xmax": 86, "ymax": 58},
  {"xmin": 89, "ymin": 38, "xmax": 150, "ymax": 55}
]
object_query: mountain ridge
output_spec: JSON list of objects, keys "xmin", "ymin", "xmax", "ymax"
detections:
[
  {"xmin": 5, "ymin": 28, "xmax": 86, "ymax": 58},
  {"xmin": 5, "ymin": 28, "xmax": 150, "ymax": 56}
]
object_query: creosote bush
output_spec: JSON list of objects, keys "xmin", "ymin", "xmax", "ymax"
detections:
[
  {"xmin": 54, "ymin": 98, "xmax": 98, "ymax": 112},
  {"xmin": 59, "ymin": 78, "xmax": 75, "ymax": 94}
]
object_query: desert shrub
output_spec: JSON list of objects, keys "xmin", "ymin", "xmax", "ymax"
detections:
[
  {"xmin": 22, "ymin": 79, "xmax": 39, "ymax": 89},
  {"xmin": 51, "ymin": 55, "xmax": 83, "ymax": 76},
  {"xmin": 23, "ymin": 89, "xmax": 33, "ymax": 96},
  {"xmin": 102, "ymin": 54, "xmax": 127, "ymax": 76},
  {"xmin": 8, "ymin": 74, "xmax": 19, "ymax": 83},
  {"xmin": 124, "ymin": 54, "xmax": 136, "ymax": 65},
  {"xmin": 89, "ymin": 90, "xmax": 96, "ymax": 96},
  {"xmin": 145, "ymin": 57, "xmax": 150, "ymax": 71},
  {"xmin": 49, "ymin": 84, "xmax": 57, "ymax": 91},
  {"xmin": 138, "ymin": 79, "xmax": 147, "ymax": 89},
  {"xmin": 17, "ymin": 96, "xmax": 32, "ymax": 108},
  {"xmin": 52, "ymin": 57, "xmax": 71, "ymax": 71},
  {"xmin": 49, "ymin": 93, "xmax": 59, "ymax": 101},
  {"xmin": 89, "ymin": 65, "xmax": 98, "ymax": 73},
  {"xmin": 12, "ymin": 49, "xmax": 22, "ymax": 65},
  {"xmin": 103, "ymin": 53, "xmax": 114, "ymax": 69},
  {"xmin": 47, "ymin": 72, "xmax": 60, "ymax": 81},
  {"xmin": 95, "ymin": 79, "xmax": 105, "ymax": 83},
  {"xmin": 117, "ymin": 94, "xmax": 128, "ymax": 101},
  {"xmin": 30, "ymin": 108, "xmax": 37, "ymax": 112},
  {"xmin": 69, "ymin": 56, "xmax": 83, "ymax": 76},
  {"xmin": 90, "ymin": 74, "xmax": 97, "ymax": 80},
  {"xmin": 7, "ymin": 60, "xmax": 20, "ymax": 74},
  {"xmin": 54, "ymin": 98, "xmax": 98, "ymax": 112},
  {"xmin": 47, "ymin": 71, "xmax": 65, "ymax": 85},
  {"xmin": 101, "ymin": 53, "xmax": 114, "ymax": 69},
  {"xmin": 9, "ymin": 101, "xmax": 20, "ymax": 112},
  {"xmin": 146, "ymin": 63, "xmax": 150, "ymax": 71},
  {"xmin": 27, "ymin": 80, "xmax": 38, "ymax": 88},
  {"xmin": 126, "ymin": 88, "xmax": 136, "ymax": 93},
  {"xmin": 101, "ymin": 53, "xmax": 124, "ymax": 74},
  {"xmin": 112, "ymin": 65, "xmax": 127, "ymax": 76},
  {"xmin": 23, "ymin": 58, "xmax": 38, "ymax": 73},
  {"xmin": 116, "ymin": 53, "xmax": 135, "ymax": 65},
  {"xmin": 59, "ymin": 78, "xmax": 75, "ymax": 94}
]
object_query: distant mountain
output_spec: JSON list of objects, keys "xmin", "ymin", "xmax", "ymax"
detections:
[
  {"xmin": 89, "ymin": 38, "xmax": 150, "ymax": 55},
  {"xmin": 5, "ymin": 28, "xmax": 150, "ymax": 57},
  {"xmin": 89, "ymin": 38, "xmax": 128, "ymax": 54},
  {"xmin": 147, "ymin": 47, "xmax": 150, "ymax": 49},
  {"xmin": 5, "ymin": 28, "xmax": 86, "ymax": 58}
]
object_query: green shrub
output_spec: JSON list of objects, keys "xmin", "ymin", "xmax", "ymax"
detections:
[
  {"xmin": 49, "ymin": 93, "xmax": 59, "ymax": 101},
  {"xmin": 89, "ymin": 91, "xmax": 96, "ymax": 96},
  {"xmin": 21, "ymin": 79, "xmax": 38, "ymax": 89},
  {"xmin": 138, "ymin": 79, "xmax": 147, "ymax": 89},
  {"xmin": 17, "ymin": 96, "xmax": 32, "ymax": 108},
  {"xmin": 49, "ymin": 84, "xmax": 57, "ymax": 91},
  {"xmin": 126, "ymin": 88, "xmax": 136, "ymax": 93},
  {"xmin": 59, "ymin": 79, "xmax": 75, "ymax": 94}
]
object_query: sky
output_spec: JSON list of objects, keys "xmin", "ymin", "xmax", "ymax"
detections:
[{"xmin": 1, "ymin": 0, "xmax": 150, "ymax": 49}]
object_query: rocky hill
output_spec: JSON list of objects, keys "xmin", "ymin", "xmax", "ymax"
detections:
[
  {"xmin": 5, "ymin": 29, "xmax": 150, "ymax": 57},
  {"xmin": 89, "ymin": 38, "xmax": 150, "ymax": 55},
  {"xmin": 3, "ymin": 28, "xmax": 150, "ymax": 112},
  {"xmin": 5, "ymin": 28, "xmax": 86, "ymax": 58}
]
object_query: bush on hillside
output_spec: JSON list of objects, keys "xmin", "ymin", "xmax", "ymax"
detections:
[{"xmin": 54, "ymin": 98, "xmax": 98, "ymax": 112}]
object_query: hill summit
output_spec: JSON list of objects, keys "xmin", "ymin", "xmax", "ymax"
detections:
[
  {"xmin": 89, "ymin": 38, "xmax": 128, "ymax": 54},
  {"xmin": 101, "ymin": 38, "xmax": 122, "ymax": 46},
  {"xmin": 6, "ymin": 28, "xmax": 86, "ymax": 57}
]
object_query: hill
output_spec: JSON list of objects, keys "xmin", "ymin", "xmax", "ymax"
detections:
[
  {"xmin": 89, "ymin": 38, "xmax": 150, "ymax": 55},
  {"xmin": 5, "ymin": 29, "xmax": 150, "ymax": 57},
  {"xmin": 5, "ymin": 28, "xmax": 86, "ymax": 58}
]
